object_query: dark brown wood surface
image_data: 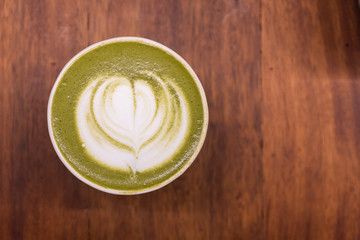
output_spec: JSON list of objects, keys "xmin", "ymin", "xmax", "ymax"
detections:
[{"xmin": 0, "ymin": 0, "xmax": 359, "ymax": 239}]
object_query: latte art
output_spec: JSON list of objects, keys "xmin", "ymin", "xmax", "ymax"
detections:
[
  {"xmin": 76, "ymin": 71, "xmax": 189, "ymax": 173},
  {"xmin": 49, "ymin": 38, "xmax": 208, "ymax": 193}
]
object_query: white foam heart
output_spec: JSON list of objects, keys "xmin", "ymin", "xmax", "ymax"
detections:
[{"xmin": 76, "ymin": 72, "xmax": 189, "ymax": 173}]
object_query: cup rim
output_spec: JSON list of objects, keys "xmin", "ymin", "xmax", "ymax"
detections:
[{"xmin": 47, "ymin": 37, "xmax": 209, "ymax": 195}]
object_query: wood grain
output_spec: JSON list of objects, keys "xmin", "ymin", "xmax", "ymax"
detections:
[
  {"xmin": 0, "ymin": 0, "xmax": 359, "ymax": 239},
  {"xmin": 262, "ymin": 0, "xmax": 360, "ymax": 239}
]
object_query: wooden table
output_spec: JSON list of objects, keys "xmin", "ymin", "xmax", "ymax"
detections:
[{"xmin": 1, "ymin": 0, "xmax": 359, "ymax": 239}]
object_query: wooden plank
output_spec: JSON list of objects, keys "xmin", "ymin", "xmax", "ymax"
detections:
[{"xmin": 262, "ymin": 0, "xmax": 360, "ymax": 239}]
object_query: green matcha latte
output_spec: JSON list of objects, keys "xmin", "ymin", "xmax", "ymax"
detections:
[{"xmin": 47, "ymin": 37, "xmax": 208, "ymax": 194}]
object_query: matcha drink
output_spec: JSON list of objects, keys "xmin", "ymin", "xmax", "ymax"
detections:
[{"xmin": 48, "ymin": 37, "xmax": 208, "ymax": 194}]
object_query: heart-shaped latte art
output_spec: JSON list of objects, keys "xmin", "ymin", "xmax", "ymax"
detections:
[{"xmin": 76, "ymin": 71, "xmax": 189, "ymax": 173}]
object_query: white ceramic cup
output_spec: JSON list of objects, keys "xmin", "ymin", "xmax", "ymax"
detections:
[{"xmin": 47, "ymin": 37, "xmax": 209, "ymax": 195}]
